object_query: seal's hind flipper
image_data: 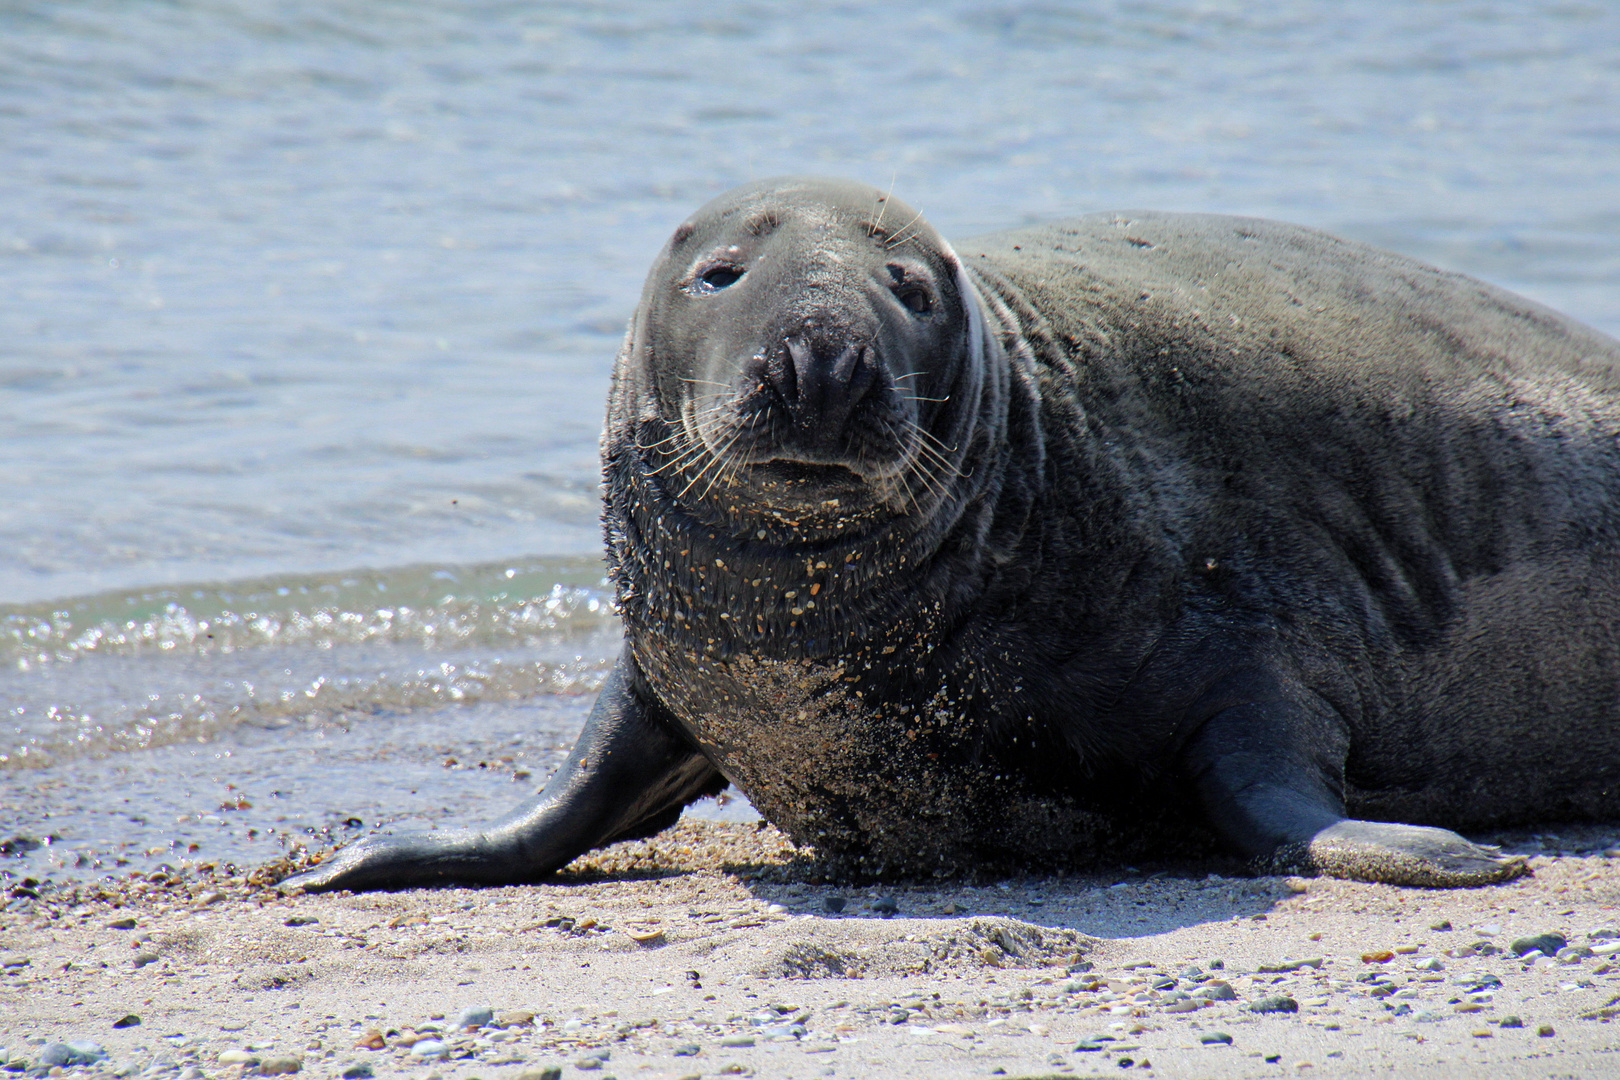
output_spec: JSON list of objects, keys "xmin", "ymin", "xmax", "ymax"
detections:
[
  {"xmin": 1178, "ymin": 673, "xmax": 1527, "ymax": 887},
  {"xmin": 277, "ymin": 649, "xmax": 722, "ymax": 893},
  {"xmin": 1270, "ymin": 819, "xmax": 1530, "ymax": 888}
]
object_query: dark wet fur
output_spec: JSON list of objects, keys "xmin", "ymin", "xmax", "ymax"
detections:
[{"xmin": 606, "ymin": 193, "xmax": 1620, "ymax": 877}]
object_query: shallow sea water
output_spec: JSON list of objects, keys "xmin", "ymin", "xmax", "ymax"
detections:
[{"xmin": 3, "ymin": 0, "xmax": 1619, "ymax": 881}]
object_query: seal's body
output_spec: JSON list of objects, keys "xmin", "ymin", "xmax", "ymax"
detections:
[{"xmin": 286, "ymin": 178, "xmax": 1620, "ymax": 893}]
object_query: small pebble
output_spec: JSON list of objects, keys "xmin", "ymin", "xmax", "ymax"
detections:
[
  {"xmin": 1510, "ymin": 933, "xmax": 1567, "ymax": 957},
  {"xmin": 409, "ymin": 1040, "xmax": 446, "ymax": 1058},
  {"xmin": 1360, "ymin": 951, "xmax": 1394, "ymax": 964},
  {"xmin": 573, "ymin": 1058, "xmax": 602, "ymax": 1072},
  {"xmin": 133, "ymin": 951, "xmax": 159, "ymax": 968},
  {"xmin": 257, "ymin": 1056, "xmax": 302, "ymax": 1076},
  {"xmin": 1538, "ymin": 1024, "xmax": 1556, "ymax": 1037},
  {"xmin": 718, "ymin": 1035, "xmax": 755, "ymax": 1048},
  {"xmin": 283, "ymin": 916, "xmax": 318, "ymax": 927},
  {"xmin": 106, "ymin": 918, "xmax": 137, "ymax": 930},
  {"xmin": 1199, "ymin": 1032, "xmax": 1233, "ymax": 1045},
  {"xmin": 1430, "ymin": 920, "xmax": 1453, "ymax": 931},
  {"xmin": 40, "ymin": 1043, "xmax": 107, "ymax": 1068},
  {"xmin": 823, "ymin": 896, "xmax": 847, "ymax": 913},
  {"xmin": 1248, "ymin": 996, "xmax": 1299, "ymax": 1014},
  {"xmin": 673, "ymin": 1044, "xmax": 700, "ymax": 1056},
  {"xmin": 516, "ymin": 1070, "xmax": 562, "ymax": 1080},
  {"xmin": 455, "ymin": 1006, "xmax": 494, "ymax": 1029},
  {"xmin": 340, "ymin": 1067, "xmax": 373, "ymax": 1079},
  {"xmin": 112, "ymin": 1015, "xmax": 141, "ymax": 1029},
  {"xmin": 1498, "ymin": 1016, "xmax": 1523, "ymax": 1028},
  {"xmin": 872, "ymin": 896, "xmax": 899, "ymax": 915},
  {"xmin": 218, "ymin": 1051, "xmax": 259, "ymax": 1066}
]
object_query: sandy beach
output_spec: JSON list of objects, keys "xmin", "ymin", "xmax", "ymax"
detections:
[{"xmin": 5, "ymin": 820, "xmax": 1620, "ymax": 1080}]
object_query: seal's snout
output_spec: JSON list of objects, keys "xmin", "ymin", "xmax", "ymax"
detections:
[{"xmin": 762, "ymin": 332, "xmax": 881, "ymax": 436}]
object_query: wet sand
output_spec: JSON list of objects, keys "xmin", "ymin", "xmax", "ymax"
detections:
[{"xmin": 5, "ymin": 821, "xmax": 1620, "ymax": 1079}]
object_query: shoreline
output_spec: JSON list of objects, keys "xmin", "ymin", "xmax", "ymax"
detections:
[{"xmin": 5, "ymin": 820, "xmax": 1620, "ymax": 1079}]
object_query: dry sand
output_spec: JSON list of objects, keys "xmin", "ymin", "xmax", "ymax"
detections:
[{"xmin": 5, "ymin": 820, "xmax": 1620, "ymax": 1080}]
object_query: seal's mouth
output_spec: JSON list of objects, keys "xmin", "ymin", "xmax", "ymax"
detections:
[{"xmin": 750, "ymin": 459, "xmax": 865, "ymax": 485}]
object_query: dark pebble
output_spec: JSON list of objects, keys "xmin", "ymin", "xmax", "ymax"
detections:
[
  {"xmin": 1510, "ymin": 933, "xmax": 1567, "ymax": 957},
  {"xmin": 1249, "ymin": 996, "xmax": 1300, "ymax": 1014},
  {"xmin": 1499, "ymin": 1015, "xmax": 1523, "ymax": 1028},
  {"xmin": 341, "ymin": 1067, "xmax": 373, "ymax": 1079},
  {"xmin": 823, "ymin": 896, "xmax": 846, "ymax": 913},
  {"xmin": 516, "ymin": 1070, "xmax": 562, "ymax": 1080},
  {"xmin": 112, "ymin": 1015, "xmax": 141, "ymax": 1029},
  {"xmin": 106, "ymin": 918, "xmax": 137, "ymax": 931},
  {"xmin": 673, "ymin": 1045, "xmax": 700, "ymax": 1056},
  {"xmin": 284, "ymin": 916, "xmax": 319, "ymax": 927},
  {"xmin": 872, "ymin": 896, "xmax": 899, "ymax": 916},
  {"xmin": 1200, "ymin": 1032, "xmax": 1233, "ymax": 1045}
]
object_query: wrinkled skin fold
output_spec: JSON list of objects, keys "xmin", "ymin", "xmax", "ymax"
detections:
[{"xmin": 284, "ymin": 177, "xmax": 1620, "ymax": 894}]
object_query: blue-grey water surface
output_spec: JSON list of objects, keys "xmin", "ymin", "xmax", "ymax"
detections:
[{"xmin": 4, "ymin": 0, "xmax": 1619, "ymax": 881}]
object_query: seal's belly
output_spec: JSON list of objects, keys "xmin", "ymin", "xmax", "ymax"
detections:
[{"xmin": 634, "ymin": 642, "xmax": 1166, "ymax": 874}]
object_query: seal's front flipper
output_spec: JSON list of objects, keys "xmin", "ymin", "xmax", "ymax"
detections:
[
  {"xmin": 278, "ymin": 650, "xmax": 722, "ymax": 893},
  {"xmin": 1179, "ymin": 680, "xmax": 1525, "ymax": 887}
]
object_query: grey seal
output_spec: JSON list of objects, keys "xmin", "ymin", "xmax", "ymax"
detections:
[{"xmin": 283, "ymin": 176, "xmax": 1620, "ymax": 893}]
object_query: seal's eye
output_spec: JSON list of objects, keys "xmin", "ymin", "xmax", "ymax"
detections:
[
  {"xmin": 698, "ymin": 265, "xmax": 744, "ymax": 291},
  {"xmin": 887, "ymin": 264, "xmax": 933, "ymax": 315},
  {"xmin": 897, "ymin": 286, "xmax": 932, "ymax": 315}
]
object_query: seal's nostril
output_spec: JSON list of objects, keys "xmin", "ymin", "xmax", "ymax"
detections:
[{"xmin": 777, "ymin": 336, "xmax": 809, "ymax": 403}]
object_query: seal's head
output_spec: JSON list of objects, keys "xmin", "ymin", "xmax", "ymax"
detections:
[{"xmin": 613, "ymin": 177, "xmax": 991, "ymax": 527}]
